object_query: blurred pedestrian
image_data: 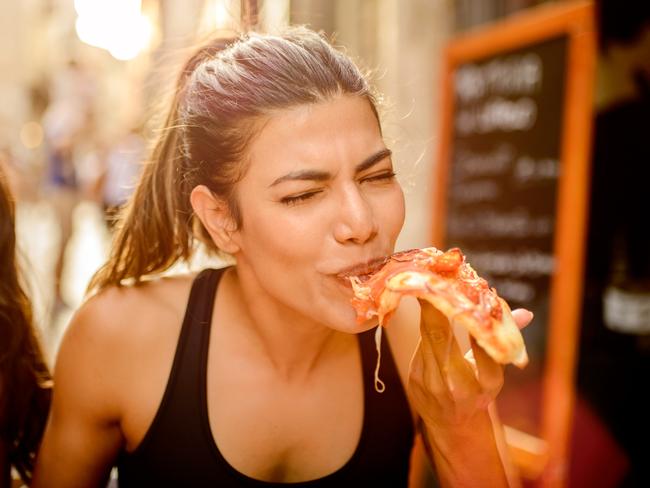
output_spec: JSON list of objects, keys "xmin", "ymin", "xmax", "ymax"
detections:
[
  {"xmin": 100, "ymin": 129, "xmax": 145, "ymax": 230},
  {"xmin": 41, "ymin": 60, "xmax": 96, "ymax": 310}
]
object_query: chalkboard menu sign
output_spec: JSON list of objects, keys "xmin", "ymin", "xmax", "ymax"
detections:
[
  {"xmin": 448, "ymin": 36, "xmax": 567, "ymax": 365},
  {"xmin": 432, "ymin": 2, "xmax": 595, "ymax": 487}
]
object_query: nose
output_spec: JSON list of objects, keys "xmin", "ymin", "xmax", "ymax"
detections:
[{"xmin": 333, "ymin": 184, "xmax": 378, "ymax": 244}]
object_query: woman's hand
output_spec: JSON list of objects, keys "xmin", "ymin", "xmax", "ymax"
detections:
[{"xmin": 408, "ymin": 301, "xmax": 533, "ymax": 430}]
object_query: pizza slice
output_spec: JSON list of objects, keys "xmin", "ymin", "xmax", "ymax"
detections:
[{"xmin": 348, "ymin": 247, "xmax": 529, "ymax": 369}]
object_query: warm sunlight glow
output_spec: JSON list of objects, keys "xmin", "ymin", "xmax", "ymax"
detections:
[
  {"xmin": 197, "ymin": 0, "xmax": 239, "ymax": 37},
  {"xmin": 214, "ymin": 0, "xmax": 233, "ymax": 29},
  {"xmin": 74, "ymin": 0, "xmax": 152, "ymax": 60}
]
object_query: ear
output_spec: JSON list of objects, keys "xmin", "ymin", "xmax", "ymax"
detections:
[{"xmin": 190, "ymin": 185, "xmax": 240, "ymax": 254}]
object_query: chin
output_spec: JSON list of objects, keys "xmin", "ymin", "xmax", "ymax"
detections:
[
  {"xmin": 314, "ymin": 281, "xmax": 378, "ymax": 333},
  {"xmin": 325, "ymin": 309, "xmax": 378, "ymax": 335}
]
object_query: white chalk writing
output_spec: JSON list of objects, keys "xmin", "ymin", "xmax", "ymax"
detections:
[
  {"xmin": 513, "ymin": 156, "xmax": 559, "ymax": 183},
  {"xmin": 456, "ymin": 97, "xmax": 537, "ymax": 135},
  {"xmin": 456, "ymin": 53, "xmax": 543, "ymax": 103},
  {"xmin": 455, "ymin": 144, "xmax": 514, "ymax": 180},
  {"xmin": 451, "ymin": 180, "xmax": 500, "ymax": 203},
  {"xmin": 464, "ymin": 248, "xmax": 555, "ymax": 277},
  {"xmin": 448, "ymin": 209, "xmax": 553, "ymax": 238}
]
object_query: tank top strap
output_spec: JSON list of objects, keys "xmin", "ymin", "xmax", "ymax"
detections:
[{"xmin": 164, "ymin": 267, "xmax": 226, "ymax": 417}]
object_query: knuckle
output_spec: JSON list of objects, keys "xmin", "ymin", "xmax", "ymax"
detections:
[
  {"xmin": 423, "ymin": 327, "xmax": 448, "ymax": 344},
  {"xmin": 455, "ymin": 380, "xmax": 485, "ymax": 403}
]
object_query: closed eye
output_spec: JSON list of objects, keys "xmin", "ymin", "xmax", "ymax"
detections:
[
  {"xmin": 280, "ymin": 190, "xmax": 323, "ymax": 206},
  {"xmin": 280, "ymin": 170, "xmax": 395, "ymax": 206},
  {"xmin": 360, "ymin": 170, "xmax": 396, "ymax": 184}
]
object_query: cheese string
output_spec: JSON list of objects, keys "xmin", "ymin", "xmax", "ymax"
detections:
[{"xmin": 374, "ymin": 325, "xmax": 386, "ymax": 393}]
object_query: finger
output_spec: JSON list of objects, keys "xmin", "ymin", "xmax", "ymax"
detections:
[
  {"xmin": 418, "ymin": 299, "xmax": 475, "ymax": 390},
  {"xmin": 511, "ymin": 308, "xmax": 534, "ymax": 330},
  {"xmin": 470, "ymin": 335, "xmax": 504, "ymax": 399},
  {"xmin": 410, "ymin": 340, "xmax": 447, "ymax": 398},
  {"xmin": 418, "ymin": 300, "xmax": 459, "ymax": 369},
  {"xmin": 410, "ymin": 340, "xmax": 424, "ymax": 375}
]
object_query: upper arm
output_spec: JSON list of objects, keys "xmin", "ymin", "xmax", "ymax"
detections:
[{"xmin": 32, "ymin": 295, "xmax": 127, "ymax": 488}]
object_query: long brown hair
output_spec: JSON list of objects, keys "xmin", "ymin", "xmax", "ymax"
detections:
[
  {"xmin": 0, "ymin": 167, "xmax": 52, "ymax": 484},
  {"xmin": 88, "ymin": 27, "xmax": 380, "ymax": 292}
]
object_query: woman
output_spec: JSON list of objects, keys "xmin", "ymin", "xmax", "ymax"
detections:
[
  {"xmin": 0, "ymin": 166, "xmax": 52, "ymax": 486},
  {"xmin": 33, "ymin": 27, "xmax": 531, "ymax": 487}
]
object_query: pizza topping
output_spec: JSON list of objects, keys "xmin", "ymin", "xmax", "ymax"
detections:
[
  {"xmin": 432, "ymin": 247, "xmax": 464, "ymax": 274},
  {"xmin": 348, "ymin": 246, "xmax": 529, "ymax": 382},
  {"xmin": 486, "ymin": 291, "xmax": 502, "ymax": 320},
  {"xmin": 457, "ymin": 279, "xmax": 482, "ymax": 304},
  {"xmin": 351, "ymin": 247, "xmax": 504, "ymax": 329}
]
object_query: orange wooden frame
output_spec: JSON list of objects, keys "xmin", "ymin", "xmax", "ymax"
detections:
[{"xmin": 431, "ymin": 2, "xmax": 596, "ymax": 487}]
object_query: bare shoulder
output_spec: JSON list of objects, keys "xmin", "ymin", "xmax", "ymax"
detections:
[
  {"xmin": 32, "ymin": 274, "xmax": 200, "ymax": 486},
  {"xmin": 55, "ymin": 273, "xmax": 197, "ymax": 418},
  {"xmin": 78, "ymin": 273, "xmax": 196, "ymax": 330},
  {"xmin": 66, "ymin": 275, "xmax": 194, "ymax": 351}
]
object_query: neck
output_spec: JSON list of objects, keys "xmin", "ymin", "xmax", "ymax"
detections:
[{"xmin": 223, "ymin": 266, "xmax": 351, "ymax": 383}]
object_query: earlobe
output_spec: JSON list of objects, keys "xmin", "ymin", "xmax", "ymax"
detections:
[{"xmin": 190, "ymin": 185, "xmax": 240, "ymax": 254}]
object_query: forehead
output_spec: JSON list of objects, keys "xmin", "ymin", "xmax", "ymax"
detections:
[{"xmin": 244, "ymin": 95, "xmax": 383, "ymax": 180}]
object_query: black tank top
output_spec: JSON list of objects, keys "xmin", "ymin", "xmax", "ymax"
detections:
[{"xmin": 117, "ymin": 268, "xmax": 414, "ymax": 486}]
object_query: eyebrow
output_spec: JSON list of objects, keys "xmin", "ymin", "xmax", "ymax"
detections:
[{"xmin": 268, "ymin": 148, "xmax": 393, "ymax": 187}]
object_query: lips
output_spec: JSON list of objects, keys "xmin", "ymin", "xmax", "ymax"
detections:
[{"xmin": 335, "ymin": 256, "xmax": 389, "ymax": 281}]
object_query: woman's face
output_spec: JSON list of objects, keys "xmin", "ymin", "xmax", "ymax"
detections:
[{"xmin": 230, "ymin": 95, "xmax": 405, "ymax": 333}]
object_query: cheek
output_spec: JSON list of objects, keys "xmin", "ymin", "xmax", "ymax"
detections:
[
  {"xmin": 378, "ymin": 186, "xmax": 406, "ymax": 239},
  {"xmin": 239, "ymin": 203, "xmax": 321, "ymax": 262}
]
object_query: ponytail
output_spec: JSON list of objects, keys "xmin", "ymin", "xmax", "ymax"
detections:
[{"xmin": 88, "ymin": 37, "xmax": 237, "ymax": 292}]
